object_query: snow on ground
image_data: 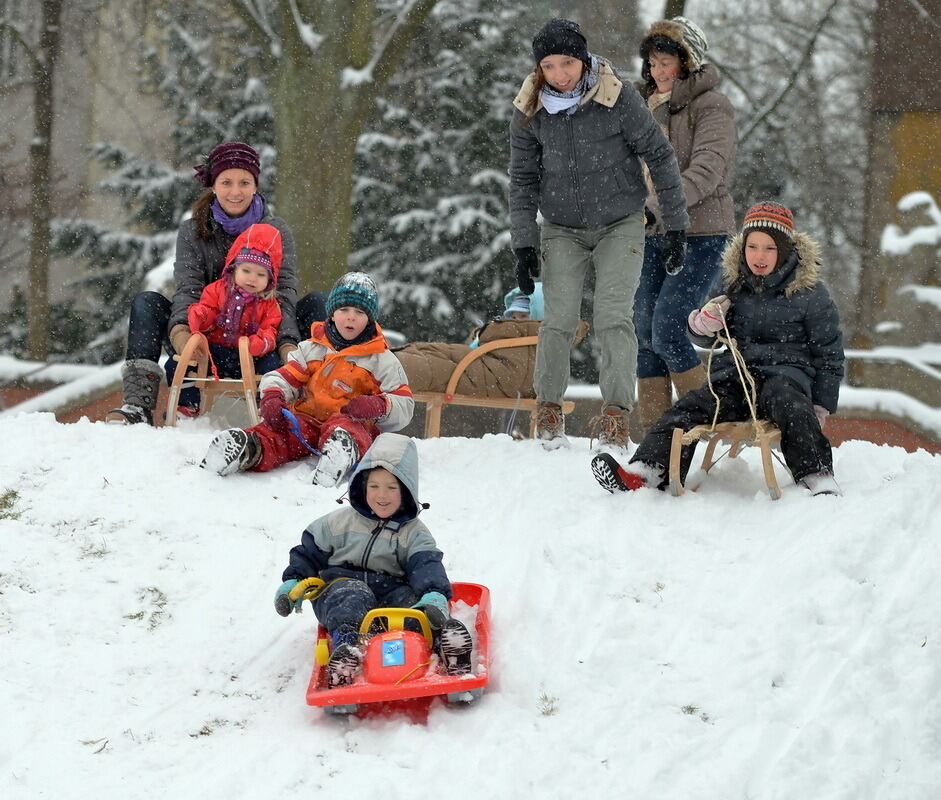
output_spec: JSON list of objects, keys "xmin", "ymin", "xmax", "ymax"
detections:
[{"xmin": 1, "ymin": 412, "xmax": 940, "ymax": 799}]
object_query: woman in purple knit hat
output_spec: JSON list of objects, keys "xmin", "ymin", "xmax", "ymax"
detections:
[{"xmin": 108, "ymin": 141, "xmax": 326, "ymax": 425}]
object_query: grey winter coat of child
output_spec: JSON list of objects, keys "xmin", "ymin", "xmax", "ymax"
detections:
[
  {"xmin": 689, "ymin": 231, "xmax": 844, "ymax": 413},
  {"xmin": 509, "ymin": 59, "xmax": 689, "ymax": 250},
  {"xmin": 281, "ymin": 433, "xmax": 451, "ymax": 601},
  {"xmin": 170, "ymin": 209, "xmax": 302, "ymax": 347}
]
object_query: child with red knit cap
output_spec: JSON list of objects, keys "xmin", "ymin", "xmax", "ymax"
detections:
[{"xmin": 592, "ymin": 202, "xmax": 845, "ymax": 497}]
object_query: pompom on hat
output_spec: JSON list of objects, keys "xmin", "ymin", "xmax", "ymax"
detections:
[
  {"xmin": 193, "ymin": 142, "xmax": 261, "ymax": 188},
  {"xmin": 741, "ymin": 201, "xmax": 795, "ymax": 267},
  {"xmin": 326, "ymin": 272, "xmax": 379, "ymax": 322},
  {"xmin": 532, "ymin": 18, "xmax": 590, "ymax": 65}
]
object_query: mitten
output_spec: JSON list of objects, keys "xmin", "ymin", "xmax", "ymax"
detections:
[
  {"xmin": 411, "ymin": 591, "xmax": 450, "ymax": 629},
  {"xmin": 689, "ymin": 295, "xmax": 730, "ymax": 336},
  {"xmin": 274, "ymin": 579, "xmax": 301, "ymax": 617},
  {"xmin": 248, "ymin": 332, "xmax": 275, "ymax": 357},
  {"xmin": 813, "ymin": 404, "xmax": 829, "ymax": 430},
  {"xmin": 259, "ymin": 389, "xmax": 290, "ymax": 432},
  {"xmin": 187, "ymin": 305, "xmax": 213, "ymax": 333},
  {"xmin": 514, "ymin": 246, "xmax": 539, "ymax": 296},
  {"xmin": 169, "ymin": 324, "xmax": 192, "ymax": 355},
  {"xmin": 341, "ymin": 394, "xmax": 389, "ymax": 421},
  {"xmin": 663, "ymin": 230, "xmax": 687, "ymax": 276},
  {"xmin": 644, "ymin": 207, "xmax": 656, "ymax": 228},
  {"xmin": 278, "ymin": 342, "xmax": 298, "ymax": 363}
]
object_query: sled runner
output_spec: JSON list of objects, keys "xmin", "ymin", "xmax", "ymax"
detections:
[
  {"xmin": 669, "ymin": 419, "xmax": 787, "ymax": 500},
  {"xmin": 165, "ymin": 333, "xmax": 260, "ymax": 427},
  {"xmin": 288, "ymin": 578, "xmax": 490, "ymax": 718}
]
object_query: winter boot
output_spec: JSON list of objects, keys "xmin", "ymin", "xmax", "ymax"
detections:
[
  {"xmin": 327, "ymin": 630, "xmax": 364, "ymax": 688},
  {"xmin": 312, "ymin": 428, "xmax": 358, "ymax": 487},
  {"xmin": 801, "ymin": 471, "xmax": 842, "ymax": 496},
  {"xmin": 535, "ymin": 401, "xmax": 569, "ymax": 449},
  {"xmin": 670, "ymin": 364, "xmax": 706, "ymax": 402},
  {"xmin": 200, "ymin": 428, "xmax": 261, "ymax": 476},
  {"xmin": 106, "ymin": 358, "xmax": 162, "ymax": 425},
  {"xmin": 437, "ymin": 618, "xmax": 474, "ymax": 676},
  {"xmin": 632, "ymin": 376, "xmax": 672, "ymax": 443},
  {"xmin": 591, "ymin": 405, "xmax": 630, "ymax": 453},
  {"xmin": 591, "ymin": 453, "xmax": 664, "ymax": 493}
]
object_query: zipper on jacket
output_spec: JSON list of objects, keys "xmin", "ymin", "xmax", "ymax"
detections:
[
  {"xmin": 360, "ymin": 520, "xmax": 386, "ymax": 579},
  {"xmin": 565, "ymin": 115, "xmax": 586, "ymax": 226}
]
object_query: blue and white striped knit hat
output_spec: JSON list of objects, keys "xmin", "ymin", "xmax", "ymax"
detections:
[{"xmin": 326, "ymin": 271, "xmax": 379, "ymax": 321}]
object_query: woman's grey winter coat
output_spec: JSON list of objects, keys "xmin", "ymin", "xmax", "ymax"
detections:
[
  {"xmin": 688, "ymin": 232, "xmax": 844, "ymax": 413},
  {"xmin": 509, "ymin": 60, "xmax": 689, "ymax": 250},
  {"xmin": 170, "ymin": 209, "xmax": 301, "ymax": 346}
]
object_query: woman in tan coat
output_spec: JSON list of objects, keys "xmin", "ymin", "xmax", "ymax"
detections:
[{"xmin": 633, "ymin": 17, "xmax": 738, "ymax": 438}]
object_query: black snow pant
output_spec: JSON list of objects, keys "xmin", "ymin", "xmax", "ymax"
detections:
[
  {"xmin": 313, "ymin": 578, "xmax": 419, "ymax": 642},
  {"xmin": 631, "ymin": 373, "xmax": 833, "ymax": 485}
]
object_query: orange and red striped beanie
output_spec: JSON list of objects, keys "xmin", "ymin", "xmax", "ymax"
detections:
[{"xmin": 742, "ymin": 202, "xmax": 794, "ymax": 267}]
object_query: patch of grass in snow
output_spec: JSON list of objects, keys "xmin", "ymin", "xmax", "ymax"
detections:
[
  {"xmin": 0, "ymin": 489, "xmax": 21, "ymax": 520},
  {"xmin": 681, "ymin": 704, "xmax": 711, "ymax": 723},
  {"xmin": 538, "ymin": 692, "xmax": 559, "ymax": 716},
  {"xmin": 123, "ymin": 586, "xmax": 169, "ymax": 630}
]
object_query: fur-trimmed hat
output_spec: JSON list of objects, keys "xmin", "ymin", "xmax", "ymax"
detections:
[
  {"xmin": 193, "ymin": 141, "xmax": 261, "ymax": 188},
  {"xmin": 742, "ymin": 201, "xmax": 795, "ymax": 267},
  {"xmin": 326, "ymin": 272, "xmax": 379, "ymax": 321},
  {"xmin": 640, "ymin": 17, "xmax": 709, "ymax": 84},
  {"xmin": 532, "ymin": 18, "xmax": 590, "ymax": 65}
]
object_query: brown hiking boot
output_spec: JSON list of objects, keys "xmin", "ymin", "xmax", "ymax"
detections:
[
  {"xmin": 535, "ymin": 401, "xmax": 569, "ymax": 449},
  {"xmin": 590, "ymin": 406, "xmax": 630, "ymax": 453}
]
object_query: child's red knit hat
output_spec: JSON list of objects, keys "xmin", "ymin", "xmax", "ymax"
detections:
[{"xmin": 742, "ymin": 202, "xmax": 795, "ymax": 267}]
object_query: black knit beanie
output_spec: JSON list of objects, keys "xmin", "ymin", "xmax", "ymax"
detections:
[{"xmin": 532, "ymin": 19, "xmax": 590, "ymax": 65}]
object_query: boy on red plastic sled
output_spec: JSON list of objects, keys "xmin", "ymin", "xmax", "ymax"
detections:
[
  {"xmin": 201, "ymin": 271, "xmax": 413, "ymax": 487},
  {"xmin": 274, "ymin": 433, "xmax": 474, "ymax": 688},
  {"xmin": 592, "ymin": 202, "xmax": 844, "ymax": 497}
]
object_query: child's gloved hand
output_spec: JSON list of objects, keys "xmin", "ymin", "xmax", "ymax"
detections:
[
  {"xmin": 342, "ymin": 394, "xmax": 389, "ymax": 421},
  {"xmin": 259, "ymin": 389, "xmax": 290, "ymax": 432},
  {"xmin": 411, "ymin": 591, "xmax": 450, "ymax": 629},
  {"xmin": 248, "ymin": 332, "xmax": 275, "ymax": 357},
  {"xmin": 274, "ymin": 579, "xmax": 301, "ymax": 617},
  {"xmin": 689, "ymin": 295, "xmax": 730, "ymax": 336},
  {"xmin": 187, "ymin": 306, "xmax": 212, "ymax": 333}
]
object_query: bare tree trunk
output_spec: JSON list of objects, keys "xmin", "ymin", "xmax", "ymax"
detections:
[
  {"xmin": 563, "ymin": 0, "xmax": 642, "ymax": 69},
  {"xmin": 663, "ymin": 0, "xmax": 687, "ymax": 19},
  {"xmin": 234, "ymin": 0, "xmax": 439, "ymax": 295},
  {"xmin": 26, "ymin": 0, "xmax": 63, "ymax": 361}
]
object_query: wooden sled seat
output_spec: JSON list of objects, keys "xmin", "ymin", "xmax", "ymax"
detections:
[
  {"xmin": 165, "ymin": 334, "xmax": 260, "ymax": 427},
  {"xmin": 669, "ymin": 419, "xmax": 787, "ymax": 500},
  {"xmin": 410, "ymin": 335, "xmax": 574, "ymax": 438}
]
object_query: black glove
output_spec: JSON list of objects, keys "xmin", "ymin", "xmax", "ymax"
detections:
[
  {"xmin": 663, "ymin": 230, "xmax": 687, "ymax": 276},
  {"xmin": 644, "ymin": 207, "xmax": 656, "ymax": 228},
  {"xmin": 514, "ymin": 247, "xmax": 539, "ymax": 295}
]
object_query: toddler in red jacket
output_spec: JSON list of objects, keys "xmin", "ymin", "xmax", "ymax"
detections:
[{"xmin": 187, "ymin": 223, "xmax": 284, "ymax": 358}]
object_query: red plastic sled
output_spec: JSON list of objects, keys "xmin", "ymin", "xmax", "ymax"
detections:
[{"xmin": 303, "ymin": 581, "xmax": 491, "ymax": 717}]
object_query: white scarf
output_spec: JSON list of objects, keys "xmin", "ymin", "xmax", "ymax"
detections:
[{"xmin": 539, "ymin": 54, "xmax": 600, "ymax": 115}]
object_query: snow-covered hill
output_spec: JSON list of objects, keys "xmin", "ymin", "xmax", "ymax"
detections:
[{"xmin": 2, "ymin": 412, "xmax": 940, "ymax": 799}]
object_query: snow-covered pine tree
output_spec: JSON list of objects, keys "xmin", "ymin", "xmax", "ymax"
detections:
[
  {"xmin": 45, "ymin": 8, "xmax": 274, "ymax": 363},
  {"xmin": 351, "ymin": 0, "xmax": 537, "ymax": 342}
]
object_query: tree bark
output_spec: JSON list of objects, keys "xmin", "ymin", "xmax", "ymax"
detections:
[
  {"xmin": 27, "ymin": 0, "xmax": 63, "ymax": 361},
  {"xmin": 235, "ymin": 0, "xmax": 439, "ymax": 295}
]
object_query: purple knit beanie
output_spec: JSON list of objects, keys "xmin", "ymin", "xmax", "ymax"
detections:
[{"xmin": 193, "ymin": 142, "xmax": 261, "ymax": 188}]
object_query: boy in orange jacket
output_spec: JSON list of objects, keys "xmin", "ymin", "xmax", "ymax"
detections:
[{"xmin": 201, "ymin": 272, "xmax": 414, "ymax": 487}]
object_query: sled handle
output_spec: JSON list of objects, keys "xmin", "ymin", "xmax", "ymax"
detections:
[
  {"xmin": 359, "ymin": 608, "xmax": 434, "ymax": 646},
  {"xmin": 288, "ymin": 577, "xmax": 326, "ymax": 603}
]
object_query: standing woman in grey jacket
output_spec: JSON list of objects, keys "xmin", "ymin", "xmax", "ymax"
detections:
[
  {"xmin": 107, "ymin": 142, "xmax": 326, "ymax": 425},
  {"xmin": 633, "ymin": 17, "xmax": 737, "ymax": 440},
  {"xmin": 509, "ymin": 18, "xmax": 689, "ymax": 451}
]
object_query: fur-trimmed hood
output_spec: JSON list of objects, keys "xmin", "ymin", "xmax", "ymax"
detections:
[
  {"xmin": 721, "ymin": 230, "xmax": 822, "ymax": 296},
  {"xmin": 513, "ymin": 59, "xmax": 623, "ymax": 116}
]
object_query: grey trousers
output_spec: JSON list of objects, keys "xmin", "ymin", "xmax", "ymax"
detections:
[{"xmin": 534, "ymin": 212, "xmax": 645, "ymax": 409}]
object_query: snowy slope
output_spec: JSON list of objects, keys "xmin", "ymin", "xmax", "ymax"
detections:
[{"xmin": 1, "ymin": 412, "xmax": 940, "ymax": 799}]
